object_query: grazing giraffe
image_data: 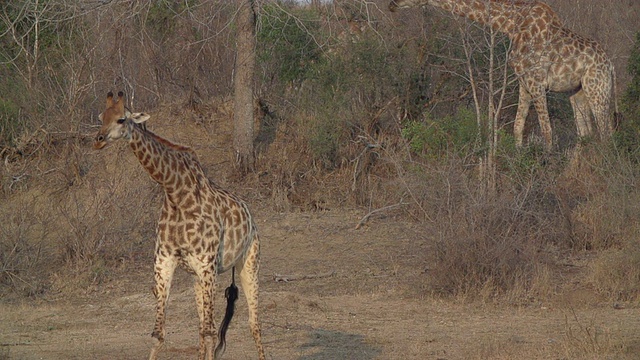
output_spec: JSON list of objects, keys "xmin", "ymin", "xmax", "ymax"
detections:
[
  {"xmin": 389, "ymin": 0, "xmax": 616, "ymax": 150},
  {"xmin": 93, "ymin": 91, "xmax": 266, "ymax": 360}
]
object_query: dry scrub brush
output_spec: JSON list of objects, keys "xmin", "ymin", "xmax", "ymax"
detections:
[
  {"xmin": 561, "ymin": 310, "xmax": 629, "ymax": 359},
  {"xmin": 2, "ymin": 0, "xmax": 640, "ymax": 306},
  {"xmin": 0, "ymin": 193, "xmax": 52, "ymax": 298},
  {"xmin": 0, "ymin": 133, "xmax": 160, "ymax": 297}
]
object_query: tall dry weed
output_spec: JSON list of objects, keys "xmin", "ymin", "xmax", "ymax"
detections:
[
  {"xmin": 561, "ymin": 310, "xmax": 629, "ymax": 358},
  {"xmin": 0, "ymin": 193, "xmax": 53, "ymax": 298},
  {"xmin": 587, "ymin": 245, "xmax": 640, "ymax": 301},
  {"xmin": 559, "ymin": 144, "xmax": 640, "ymax": 251}
]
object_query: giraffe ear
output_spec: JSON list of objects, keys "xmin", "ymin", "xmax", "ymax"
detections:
[
  {"xmin": 115, "ymin": 92, "xmax": 126, "ymax": 113},
  {"xmin": 130, "ymin": 112, "xmax": 151, "ymax": 124},
  {"xmin": 106, "ymin": 91, "xmax": 114, "ymax": 108}
]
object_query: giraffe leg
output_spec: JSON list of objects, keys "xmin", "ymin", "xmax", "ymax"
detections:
[
  {"xmin": 194, "ymin": 280, "xmax": 207, "ymax": 359},
  {"xmin": 569, "ymin": 89, "xmax": 593, "ymax": 140},
  {"xmin": 149, "ymin": 253, "xmax": 177, "ymax": 360},
  {"xmin": 195, "ymin": 264, "xmax": 217, "ymax": 360},
  {"xmin": 530, "ymin": 87, "xmax": 553, "ymax": 151},
  {"xmin": 239, "ymin": 236, "xmax": 266, "ymax": 360},
  {"xmin": 583, "ymin": 69, "xmax": 613, "ymax": 141},
  {"xmin": 514, "ymin": 84, "xmax": 532, "ymax": 148}
]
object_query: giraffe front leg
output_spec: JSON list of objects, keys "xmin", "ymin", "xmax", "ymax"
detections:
[
  {"xmin": 149, "ymin": 253, "xmax": 177, "ymax": 360},
  {"xmin": 239, "ymin": 237, "xmax": 266, "ymax": 360},
  {"xmin": 514, "ymin": 84, "xmax": 532, "ymax": 148},
  {"xmin": 531, "ymin": 88, "xmax": 553, "ymax": 151}
]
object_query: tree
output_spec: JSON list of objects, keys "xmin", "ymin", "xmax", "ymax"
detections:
[
  {"xmin": 233, "ymin": 0, "xmax": 258, "ymax": 173},
  {"xmin": 451, "ymin": 17, "xmax": 512, "ymax": 195}
]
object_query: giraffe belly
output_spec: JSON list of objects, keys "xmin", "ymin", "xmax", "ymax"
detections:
[
  {"xmin": 178, "ymin": 251, "xmax": 216, "ymax": 276},
  {"xmin": 547, "ymin": 75, "xmax": 582, "ymax": 93},
  {"xmin": 217, "ymin": 239, "xmax": 245, "ymax": 273},
  {"xmin": 546, "ymin": 58, "xmax": 585, "ymax": 93}
]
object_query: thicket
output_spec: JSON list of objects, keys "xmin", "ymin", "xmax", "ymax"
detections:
[{"xmin": 1, "ymin": 0, "xmax": 640, "ymax": 304}]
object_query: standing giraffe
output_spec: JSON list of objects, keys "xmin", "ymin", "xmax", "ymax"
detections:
[
  {"xmin": 389, "ymin": 0, "xmax": 616, "ymax": 150},
  {"xmin": 93, "ymin": 91, "xmax": 266, "ymax": 360}
]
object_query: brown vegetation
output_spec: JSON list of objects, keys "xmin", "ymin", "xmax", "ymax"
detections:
[{"xmin": 2, "ymin": 1, "xmax": 640, "ymax": 358}]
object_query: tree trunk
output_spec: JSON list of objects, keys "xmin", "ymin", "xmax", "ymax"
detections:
[{"xmin": 233, "ymin": 0, "xmax": 257, "ymax": 173}]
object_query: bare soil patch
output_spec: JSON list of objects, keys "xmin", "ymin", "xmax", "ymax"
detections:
[{"xmin": 2, "ymin": 208, "xmax": 639, "ymax": 359}]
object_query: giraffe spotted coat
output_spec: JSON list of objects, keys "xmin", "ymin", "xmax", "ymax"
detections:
[
  {"xmin": 390, "ymin": 0, "xmax": 616, "ymax": 150},
  {"xmin": 94, "ymin": 91, "xmax": 265, "ymax": 360}
]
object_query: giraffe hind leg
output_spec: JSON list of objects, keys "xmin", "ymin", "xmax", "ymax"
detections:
[
  {"xmin": 570, "ymin": 89, "xmax": 594, "ymax": 139},
  {"xmin": 239, "ymin": 236, "xmax": 266, "ymax": 360},
  {"xmin": 585, "ymin": 84, "xmax": 613, "ymax": 140}
]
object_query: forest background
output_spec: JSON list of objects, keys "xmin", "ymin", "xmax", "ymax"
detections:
[{"xmin": 2, "ymin": 0, "xmax": 640, "ymax": 311}]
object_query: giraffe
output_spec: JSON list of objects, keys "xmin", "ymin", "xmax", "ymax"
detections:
[
  {"xmin": 389, "ymin": 0, "xmax": 616, "ymax": 151},
  {"xmin": 93, "ymin": 91, "xmax": 266, "ymax": 360}
]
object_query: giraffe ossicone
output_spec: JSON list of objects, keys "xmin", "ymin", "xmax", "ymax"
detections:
[
  {"xmin": 94, "ymin": 91, "xmax": 266, "ymax": 360},
  {"xmin": 390, "ymin": 0, "xmax": 616, "ymax": 150}
]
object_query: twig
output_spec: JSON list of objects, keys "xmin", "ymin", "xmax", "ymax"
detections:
[
  {"xmin": 274, "ymin": 270, "xmax": 336, "ymax": 283},
  {"xmin": 355, "ymin": 201, "xmax": 408, "ymax": 230}
]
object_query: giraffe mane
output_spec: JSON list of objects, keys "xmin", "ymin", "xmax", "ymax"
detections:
[{"xmin": 137, "ymin": 124, "xmax": 197, "ymax": 155}]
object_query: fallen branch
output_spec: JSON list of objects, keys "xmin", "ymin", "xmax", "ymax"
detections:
[
  {"xmin": 274, "ymin": 270, "xmax": 336, "ymax": 283},
  {"xmin": 355, "ymin": 201, "xmax": 408, "ymax": 230}
]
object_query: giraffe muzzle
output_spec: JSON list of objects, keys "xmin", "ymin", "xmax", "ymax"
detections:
[{"xmin": 94, "ymin": 135, "xmax": 107, "ymax": 149}]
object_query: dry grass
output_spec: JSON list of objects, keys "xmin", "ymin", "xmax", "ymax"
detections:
[
  {"xmin": 561, "ymin": 310, "xmax": 630, "ymax": 359},
  {"xmin": 0, "ymin": 192, "xmax": 52, "ymax": 298},
  {"xmin": 587, "ymin": 245, "xmax": 640, "ymax": 302},
  {"xmin": 1, "ymin": 99, "xmax": 640, "ymax": 360},
  {"xmin": 2, "ymin": 98, "xmax": 640, "ymax": 306}
]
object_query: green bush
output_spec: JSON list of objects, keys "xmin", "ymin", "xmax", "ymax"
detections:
[
  {"xmin": 145, "ymin": 0, "xmax": 189, "ymax": 41},
  {"xmin": 623, "ymin": 32, "xmax": 640, "ymax": 115},
  {"xmin": 0, "ymin": 98, "xmax": 22, "ymax": 147},
  {"xmin": 283, "ymin": 24, "xmax": 408, "ymax": 167},
  {"xmin": 616, "ymin": 32, "xmax": 640, "ymax": 159},
  {"xmin": 401, "ymin": 106, "xmax": 478, "ymax": 158},
  {"xmin": 496, "ymin": 133, "xmax": 546, "ymax": 181},
  {"xmin": 258, "ymin": 3, "xmax": 322, "ymax": 84}
]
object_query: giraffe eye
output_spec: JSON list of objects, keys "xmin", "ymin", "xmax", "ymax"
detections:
[{"xmin": 117, "ymin": 118, "xmax": 126, "ymax": 124}]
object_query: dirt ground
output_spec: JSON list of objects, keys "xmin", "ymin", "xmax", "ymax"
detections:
[
  {"xmin": 1, "ymin": 207, "xmax": 640, "ymax": 360},
  {"xmin": 2, "ymin": 104, "xmax": 640, "ymax": 359}
]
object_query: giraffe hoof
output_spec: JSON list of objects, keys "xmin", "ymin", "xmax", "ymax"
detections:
[{"xmin": 151, "ymin": 330, "xmax": 164, "ymax": 341}]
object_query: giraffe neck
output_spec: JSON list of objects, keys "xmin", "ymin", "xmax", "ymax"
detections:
[
  {"xmin": 127, "ymin": 122, "xmax": 203, "ymax": 196},
  {"xmin": 427, "ymin": 0, "xmax": 540, "ymax": 38}
]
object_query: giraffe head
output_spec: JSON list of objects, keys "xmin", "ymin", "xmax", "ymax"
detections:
[
  {"xmin": 94, "ymin": 91, "xmax": 150, "ymax": 149},
  {"xmin": 389, "ymin": 0, "xmax": 427, "ymax": 12}
]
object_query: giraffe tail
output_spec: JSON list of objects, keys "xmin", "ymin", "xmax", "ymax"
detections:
[{"xmin": 215, "ymin": 266, "xmax": 239, "ymax": 359}]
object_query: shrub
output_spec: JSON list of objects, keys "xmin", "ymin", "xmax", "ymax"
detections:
[
  {"xmin": 258, "ymin": 2, "xmax": 323, "ymax": 84},
  {"xmin": 0, "ymin": 98, "xmax": 23, "ymax": 147},
  {"xmin": 588, "ymin": 245, "xmax": 640, "ymax": 301},
  {"xmin": 616, "ymin": 32, "xmax": 640, "ymax": 159},
  {"xmin": 622, "ymin": 32, "xmax": 640, "ymax": 117},
  {"xmin": 426, "ymin": 165, "xmax": 560, "ymax": 301},
  {"xmin": 145, "ymin": 0, "xmax": 189, "ymax": 41},
  {"xmin": 269, "ymin": 21, "xmax": 409, "ymax": 167},
  {"xmin": 401, "ymin": 106, "xmax": 478, "ymax": 158}
]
